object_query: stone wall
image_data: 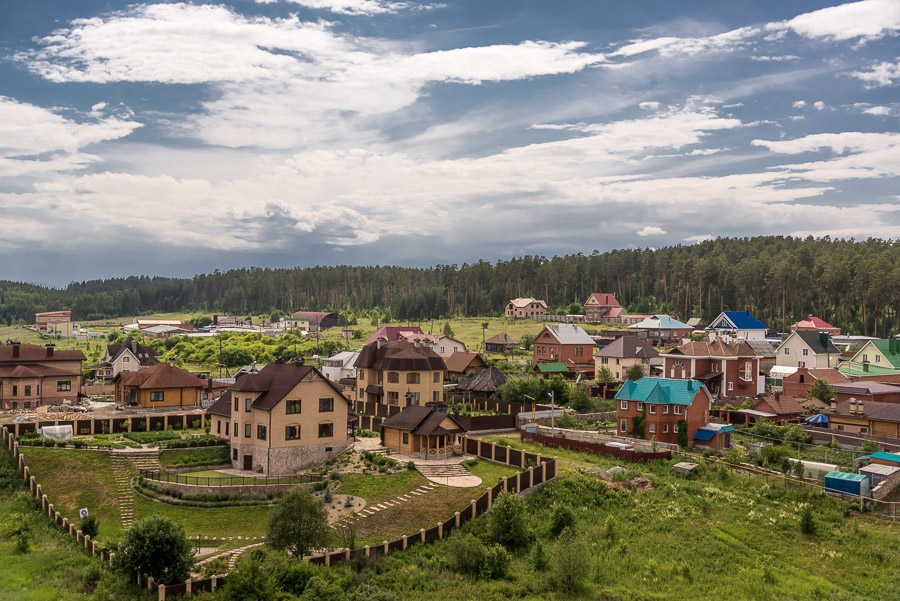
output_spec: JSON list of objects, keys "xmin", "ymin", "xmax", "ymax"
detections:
[{"xmin": 230, "ymin": 440, "xmax": 351, "ymax": 474}]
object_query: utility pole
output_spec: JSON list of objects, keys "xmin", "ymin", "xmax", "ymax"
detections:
[{"xmin": 550, "ymin": 390, "xmax": 555, "ymax": 430}]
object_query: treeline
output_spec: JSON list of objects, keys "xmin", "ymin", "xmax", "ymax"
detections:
[{"xmin": 2, "ymin": 236, "xmax": 900, "ymax": 336}]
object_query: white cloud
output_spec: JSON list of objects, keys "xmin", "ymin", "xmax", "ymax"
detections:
[
  {"xmin": 277, "ymin": 0, "xmax": 441, "ymax": 16},
  {"xmin": 0, "ymin": 96, "xmax": 141, "ymax": 177},
  {"xmin": 847, "ymin": 59, "xmax": 900, "ymax": 88},
  {"xmin": 637, "ymin": 226, "xmax": 666, "ymax": 236},
  {"xmin": 751, "ymin": 55, "xmax": 800, "ymax": 61},
  {"xmin": 771, "ymin": 0, "xmax": 900, "ymax": 43},
  {"xmin": 862, "ymin": 105, "xmax": 894, "ymax": 116},
  {"xmin": 814, "ymin": 101, "xmax": 826, "ymax": 111},
  {"xmin": 792, "ymin": 100, "xmax": 807, "ymax": 108},
  {"xmin": 639, "ymin": 101, "xmax": 661, "ymax": 110},
  {"xmin": 611, "ymin": 26, "xmax": 758, "ymax": 58},
  {"xmin": 684, "ymin": 235, "xmax": 713, "ymax": 243}
]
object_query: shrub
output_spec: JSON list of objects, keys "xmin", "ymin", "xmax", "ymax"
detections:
[
  {"xmin": 445, "ymin": 532, "xmax": 485, "ymax": 576},
  {"xmin": 301, "ymin": 576, "xmax": 344, "ymax": 601},
  {"xmin": 407, "ymin": 461, "xmax": 416, "ymax": 471},
  {"xmin": 490, "ymin": 491, "xmax": 530, "ymax": 549},
  {"xmin": 79, "ymin": 514, "xmax": 100, "ymax": 538},
  {"xmin": 550, "ymin": 503, "xmax": 576, "ymax": 537},
  {"xmin": 552, "ymin": 528, "xmax": 590, "ymax": 593},
  {"xmin": 116, "ymin": 516, "xmax": 194, "ymax": 584},
  {"xmin": 220, "ymin": 554, "xmax": 273, "ymax": 601},
  {"xmin": 349, "ymin": 582, "xmax": 401, "ymax": 601},
  {"xmin": 481, "ymin": 543, "xmax": 510, "ymax": 579},
  {"xmin": 532, "ymin": 540, "xmax": 549, "ymax": 571},
  {"xmin": 800, "ymin": 505, "xmax": 817, "ymax": 535}
]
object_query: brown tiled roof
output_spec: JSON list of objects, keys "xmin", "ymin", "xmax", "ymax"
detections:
[
  {"xmin": 832, "ymin": 399, "xmax": 900, "ymax": 423},
  {"xmin": 755, "ymin": 395, "xmax": 826, "ymax": 416},
  {"xmin": 230, "ymin": 361, "xmax": 347, "ymax": 412},
  {"xmin": 116, "ymin": 363, "xmax": 206, "ymax": 390},
  {"xmin": 833, "ymin": 381, "xmax": 900, "ymax": 395},
  {"xmin": 485, "ymin": 333, "xmax": 518, "ymax": 346},
  {"xmin": 362, "ymin": 326, "xmax": 425, "ymax": 345},
  {"xmin": 444, "ymin": 352, "xmax": 485, "ymax": 374},
  {"xmin": 593, "ymin": 336, "xmax": 658, "ymax": 359},
  {"xmin": 0, "ymin": 343, "xmax": 85, "ymax": 364},
  {"xmin": 667, "ymin": 340, "xmax": 762, "ymax": 358},
  {"xmin": 0, "ymin": 364, "xmax": 79, "ymax": 378},
  {"xmin": 380, "ymin": 405, "xmax": 466, "ymax": 435},
  {"xmin": 356, "ymin": 340, "xmax": 446, "ymax": 372},
  {"xmin": 206, "ymin": 391, "xmax": 232, "ymax": 417},
  {"xmin": 806, "ymin": 368, "xmax": 850, "ymax": 384},
  {"xmin": 456, "ymin": 366, "xmax": 508, "ymax": 392}
]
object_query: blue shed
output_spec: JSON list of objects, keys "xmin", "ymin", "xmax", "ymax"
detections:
[{"xmin": 824, "ymin": 471, "xmax": 870, "ymax": 498}]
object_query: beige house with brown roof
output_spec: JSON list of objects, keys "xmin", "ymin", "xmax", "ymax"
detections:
[
  {"xmin": 0, "ymin": 343, "xmax": 85, "ymax": 410},
  {"xmin": 505, "ymin": 297, "xmax": 548, "ymax": 319},
  {"xmin": 206, "ymin": 359, "xmax": 350, "ymax": 474},
  {"xmin": 114, "ymin": 363, "xmax": 207, "ymax": 408},
  {"xmin": 380, "ymin": 405, "xmax": 466, "ymax": 458},
  {"xmin": 356, "ymin": 340, "xmax": 446, "ymax": 407}
]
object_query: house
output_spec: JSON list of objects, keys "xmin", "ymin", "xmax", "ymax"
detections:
[
  {"xmin": 505, "ymin": 297, "xmax": 548, "ymax": 319},
  {"xmin": 444, "ymin": 352, "xmax": 488, "ymax": 379},
  {"xmin": 693, "ymin": 423, "xmax": 735, "ymax": 450},
  {"xmin": 141, "ymin": 324, "xmax": 193, "ymax": 339},
  {"xmin": 593, "ymin": 336, "xmax": 658, "ymax": 381},
  {"xmin": 363, "ymin": 326, "xmax": 424, "ymax": 345},
  {"xmin": 114, "ymin": 363, "xmax": 207, "ymax": 408},
  {"xmin": 775, "ymin": 331, "xmax": 840, "ymax": 370},
  {"xmin": 614, "ymin": 377, "xmax": 713, "ymax": 444},
  {"xmin": 832, "ymin": 381, "xmax": 900, "ymax": 405},
  {"xmin": 485, "ymin": 333, "xmax": 519, "ymax": 353},
  {"xmin": 355, "ymin": 339, "xmax": 446, "ymax": 406},
  {"xmin": 35, "ymin": 310, "xmax": 72, "ymax": 333},
  {"xmin": 706, "ymin": 310, "xmax": 769, "ymax": 342},
  {"xmin": 533, "ymin": 363, "xmax": 571, "ymax": 378},
  {"xmin": 781, "ymin": 367, "xmax": 850, "ymax": 398},
  {"xmin": 379, "ymin": 405, "xmax": 466, "ymax": 458},
  {"xmin": 532, "ymin": 324, "xmax": 595, "ymax": 373},
  {"xmin": 289, "ymin": 311, "xmax": 339, "ymax": 332},
  {"xmin": 321, "ymin": 350, "xmax": 360, "ymax": 383},
  {"xmin": 627, "ymin": 315, "xmax": 694, "ymax": 346},
  {"xmin": 865, "ymin": 451, "xmax": 900, "ymax": 468},
  {"xmin": 792, "ymin": 315, "xmax": 841, "ymax": 336},
  {"xmin": 839, "ymin": 339, "xmax": 900, "ymax": 378},
  {"xmin": 749, "ymin": 394, "xmax": 828, "ymax": 425},
  {"xmin": 205, "ymin": 359, "xmax": 350, "ymax": 473},
  {"xmin": 397, "ymin": 332, "xmax": 467, "ymax": 358},
  {"xmin": 0, "ymin": 343, "xmax": 85, "ymax": 410},
  {"xmin": 828, "ymin": 399, "xmax": 900, "ymax": 437},
  {"xmin": 453, "ymin": 366, "xmax": 509, "ymax": 402},
  {"xmin": 89, "ymin": 337, "xmax": 161, "ymax": 381},
  {"xmin": 663, "ymin": 340, "xmax": 764, "ymax": 398},
  {"xmin": 583, "ymin": 293, "xmax": 622, "ymax": 323},
  {"xmin": 686, "ymin": 317, "xmax": 705, "ymax": 329}
]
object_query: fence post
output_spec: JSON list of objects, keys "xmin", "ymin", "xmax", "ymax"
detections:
[
  {"xmin": 502, "ymin": 476, "xmax": 508, "ymax": 491},
  {"xmin": 77, "ymin": 529, "xmax": 84, "ymax": 545},
  {"xmin": 402, "ymin": 534, "xmax": 407, "ymax": 550},
  {"xmin": 364, "ymin": 545, "xmax": 370, "ymax": 558},
  {"xmin": 437, "ymin": 521, "xmax": 443, "ymax": 539},
  {"xmin": 383, "ymin": 541, "xmax": 389, "ymax": 555},
  {"xmin": 477, "ymin": 439, "xmax": 482, "ymax": 458},
  {"xmin": 454, "ymin": 511, "xmax": 460, "ymax": 528},
  {"xmin": 147, "ymin": 576, "xmax": 155, "ymax": 591},
  {"xmin": 211, "ymin": 576, "xmax": 218, "ymax": 592},
  {"xmin": 325, "ymin": 553, "xmax": 330, "ymax": 566},
  {"xmin": 486, "ymin": 487, "xmax": 493, "ymax": 509},
  {"xmin": 470, "ymin": 499, "xmax": 476, "ymax": 518},
  {"xmin": 84, "ymin": 534, "xmax": 91, "ymax": 551},
  {"xmin": 345, "ymin": 549, "xmax": 351, "ymax": 561},
  {"xmin": 157, "ymin": 584, "xmax": 165, "ymax": 601},
  {"xmin": 542, "ymin": 460, "xmax": 547, "ymax": 482},
  {"xmin": 62, "ymin": 517, "xmax": 69, "ymax": 531},
  {"xmin": 491, "ymin": 442, "xmax": 496, "ymax": 462},
  {"xmin": 520, "ymin": 451, "xmax": 526, "ymax": 468},
  {"xmin": 420, "ymin": 529, "xmax": 425, "ymax": 543},
  {"xmin": 109, "ymin": 552, "xmax": 115, "ymax": 568},
  {"xmin": 528, "ymin": 466, "xmax": 534, "ymax": 489}
]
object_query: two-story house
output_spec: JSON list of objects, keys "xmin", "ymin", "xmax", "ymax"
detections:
[
  {"xmin": 505, "ymin": 297, "xmax": 548, "ymax": 319},
  {"xmin": 775, "ymin": 331, "xmax": 841, "ymax": 369},
  {"xmin": 206, "ymin": 359, "xmax": 349, "ymax": 474},
  {"xmin": 706, "ymin": 310, "xmax": 769, "ymax": 342},
  {"xmin": 627, "ymin": 315, "xmax": 694, "ymax": 346},
  {"xmin": 593, "ymin": 336, "xmax": 658, "ymax": 381},
  {"xmin": 583, "ymin": 293, "xmax": 625, "ymax": 323},
  {"xmin": 663, "ymin": 340, "xmax": 764, "ymax": 398},
  {"xmin": 355, "ymin": 340, "xmax": 446, "ymax": 406},
  {"xmin": 614, "ymin": 377, "xmax": 714, "ymax": 445},
  {"xmin": 532, "ymin": 324, "xmax": 595, "ymax": 373},
  {"xmin": 839, "ymin": 339, "xmax": 900, "ymax": 378},
  {"xmin": 90, "ymin": 337, "xmax": 161, "ymax": 381},
  {"xmin": 791, "ymin": 314, "xmax": 841, "ymax": 336},
  {"xmin": 114, "ymin": 363, "xmax": 207, "ymax": 408},
  {"xmin": 0, "ymin": 343, "xmax": 85, "ymax": 410},
  {"xmin": 320, "ymin": 350, "xmax": 360, "ymax": 383}
]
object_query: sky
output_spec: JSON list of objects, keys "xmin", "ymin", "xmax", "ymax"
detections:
[{"xmin": 1, "ymin": 0, "xmax": 899, "ymax": 286}]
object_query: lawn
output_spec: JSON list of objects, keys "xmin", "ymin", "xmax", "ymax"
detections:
[
  {"xmin": 159, "ymin": 447, "xmax": 230, "ymax": 469},
  {"xmin": 462, "ymin": 457, "xmax": 522, "ymax": 485},
  {"xmin": 131, "ymin": 495, "xmax": 271, "ymax": 539},
  {"xmin": 337, "ymin": 470, "xmax": 429, "ymax": 504},
  {"xmin": 22, "ymin": 448, "xmax": 124, "ymax": 540}
]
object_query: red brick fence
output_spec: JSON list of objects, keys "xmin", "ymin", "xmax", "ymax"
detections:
[
  {"xmin": 521, "ymin": 429, "xmax": 673, "ymax": 462},
  {"xmin": 307, "ymin": 436, "xmax": 558, "ymax": 566}
]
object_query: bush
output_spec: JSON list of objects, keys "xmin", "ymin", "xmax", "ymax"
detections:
[
  {"xmin": 79, "ymin": 514, "xmax": 100, "ymax": 538},
  {"xmin": 481, "ymin": 543, "xmax": 511, "ymax": 579},
  {"xmin": 550, "ymin": 503, "xmax": 576, "ymax": 537},
  {"xmin": 552, "ymin": 528, "xmax": 590, "ymax": 593},
  {"xmin": 490, "ymin": 491, "xmax": 530, "ymax": 549},
  {"xmin": 116, "ymin": 516, "xmax": 194, "ymax": 584},
  {"xmin": 220, "ymin": 554, "xmax": 273, "ymax": 601},
  {"xmin": 266, "ymin": 487, "xmax": 330, "ymax": 558},
  {"xmin": 800, "ymin": 505, "xmax": 817, "ymax": 535},
  {"xmin": 407, "ymin": 461, "xmax": 416, "ymax": 471},
  {"xmin": 445, "ymin": 532, "xmax": 485, "ymax": 576},
  {"xmin": 532, "ymin": 540, "xmax": 549, "ymax": 571},
  {"xmin": 301, "ymin": 576, "xmax": 344, "ymax": 601}
]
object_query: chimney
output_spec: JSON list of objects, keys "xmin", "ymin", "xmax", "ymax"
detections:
[
  {"xmin": 46, "ymin": 344, "xmax": 54, "ymax": 357},
  {"xmin": 858, "ymin": 399, "xmax": 864, "ymax": 414},
  {"xmin": 830, "ymin": 399, "xmax": 836, "ymax": 411},
  {"xmin": 12, "ymin": 344, "xmax": 19, "ymax": 358},
  {"xmin": 687, "ymin": 380, "xmax": 693, "ymax": 391},
  {"xmin": 775, "ymin": 391, "xmax": 780, "ymax": 402},
  {"xmin": 819, "ymin": 332, "xmax": 828, "ymax": 350},
  {"xmin": 849, "ymin": 399, "xmax": 857, "ymax": 414}
]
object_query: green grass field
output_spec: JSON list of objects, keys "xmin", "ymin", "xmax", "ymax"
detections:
[{"xmin": 159, "ymin": 447, "xmax": 230, "ymax": 469}]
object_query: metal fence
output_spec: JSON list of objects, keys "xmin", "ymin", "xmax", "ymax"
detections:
[{"xmin": 139, "ymin": 469, "xmax": 321, "ymax": 487}]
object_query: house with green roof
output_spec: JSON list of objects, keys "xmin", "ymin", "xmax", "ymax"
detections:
[
  {"xmin": 614, "ymin": 377, "xmax": 713, "ymax": 445},
  {"xmin": 839, "ymin": 339, "xmax": 900, "ymax": 377}
]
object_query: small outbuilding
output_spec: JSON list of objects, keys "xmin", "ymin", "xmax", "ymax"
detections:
[
  {"xmin": 380, "ymin": 405, "xmax": 467, "ymax": 459},
  {"xmin": 824, "ymin": 471, "xmax": 871, "ymax": 499}
]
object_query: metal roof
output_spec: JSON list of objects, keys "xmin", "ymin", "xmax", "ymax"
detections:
[
  {"xmin": 709, "ymin": 310, "xmax": 768, "ymax": 331},
  {"xmin": 614, "ymin": 377, "xmax": 706, "ymax": 405}
]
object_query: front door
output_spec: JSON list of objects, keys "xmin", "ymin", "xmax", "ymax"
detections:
[{"xmin": 243, "ymin": 454, "xmax": 253, "ymax": 471}]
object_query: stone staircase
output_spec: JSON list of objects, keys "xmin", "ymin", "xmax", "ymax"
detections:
[
  {"xmin": 414, "ymin": 464, "xmax": 472, "ymax": 478},
  {"xmin": 110, "ymin": 449, "xmax": 161, "ymax": 529}
]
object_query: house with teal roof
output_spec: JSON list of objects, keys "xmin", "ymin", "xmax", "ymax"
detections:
[
  {"xmin": 839, "ymin": 339, "xmax": 900, "ymax": 377},
  {"xmin": 614, "ymin": 377, "xmax": 714, "ymax": 445}
]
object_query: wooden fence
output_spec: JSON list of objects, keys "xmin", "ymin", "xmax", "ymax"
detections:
[{"xmin": 307, "ymin": 437, "xmax": 558, "ymax": 566}]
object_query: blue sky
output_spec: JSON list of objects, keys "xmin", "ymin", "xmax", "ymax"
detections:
[{"xmin": 1, "ymin": 0, "xmax": 898, "ymax": 286}]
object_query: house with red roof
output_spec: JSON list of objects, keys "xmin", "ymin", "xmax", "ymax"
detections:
[
  {"xmin": 363, "ymin": 325, "xmax": 425, "ymax": 345},
  {"xmin": 664, "ymin": 340, "xmax": 764, "ymax": 399},
  {"xmin": 0, "ymin": 342, "xmax": 85, "ymax": 410},
  {"xmin": 791, "ymin": 315, "xmax": 841, "ymax": 336},
  {"xmin": 584, "ymin": 293, "xmax": 630, "ymax": 323}
]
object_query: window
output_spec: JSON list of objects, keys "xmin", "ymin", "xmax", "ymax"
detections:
[
  {"xmin": 387, "ymin": 391, "xmax": 399, "ymax": 404},
  {"xmin": 407, "ymin": 392, "xmax": 420, "ymax": 405},
  {"xmin": 232, "ymin": 448, "xmax": 238, "ymax": 460},
  {"xmin": 244, "ymin": 423, "xmax": 251, "ymax": 438},
  {"xmin": 861, "ymin": 427, "xmax": 868, "ymax": 433},
  {"xmin": 784, "ymin": 348, "xmax": 790, "ymax": 355},
  {"xmin": 620, "ymin": 400, "xmax": 628, "ymax": 410},
  {"xmin": 150, "ymin": 391, "xmax": 164, "ymax": 402},
  {"xmin": 225, "ymin": 421, "xmax": 229, "ymax": 436},
  {"xmin": 217, "ymin": 420, "xmax": 221, "ymax": 434},
  {"xmin": 648, "ymin": 424, "xmax": 656, "ymax": 434},
  {"xmin": 24, "ymin": 385, "xmax": 31, "ymax": 396},
  {"xmin": 433, "ymin": 372, "xmax": 440, "ymax": 383},
  {"xmin": 257, "ymin": 425, "xmax": 267, "ymax": 440},
  {"xmin": 11, "ymin": 385, "xmax": 16, "ymax": 396},
  {"xmin": 285, "ymin": 425, "xmax": 300, "ymax": 440},
  {"xmin": 649, "ymin": 405, "xmax": 656, "ymax": 414},
  {"xmin": 739, "ymin": 361, "xmax": 752, "ymax": 381},
  {"xmin": 728, "ymin": 381, "xmax": 734, "ymax": 391},
  {"xmin": 57, "ymin": 380, "xmax": 71, "ymax": 392},
  {"xmin": 234, "ymin": 397, "xmax": 239, "ymax": 412},
  {"xmin": 574, "ymin": 347, "xmax": 582, "ymax": 357},
  {"xmin": 663, "ymin": 424, "xmax": 669, "ymax": 433},
  {"xmin": 433, "ymin": 391, "xmax": 439, "ymax": 402},
  {"xmin": 836, "ymin": 425, "xmax": 844, "ymax": 431},
  {"xmin": 636, "ymin": 402, "xmax": 643, "ymax": 412},
  {"xmin": 602, "ymin": 357, "xmax": 609, "ymax": 365},
  {"xmin": 123, "ymin": 356, "xmax": 130, "ymax": 363},
  {"xmin": 286, "ymin": 400, "xmax": 301, "ymax": 414},
  {"xmin": 862, "ymin": 354, "xmax": 869, "ymax": 363},
  {"xmin": 620, "ymin": 419, "xmax": 627, "ymax": 432},
  {"xmin": 875, "ymin": 355, "xmax": 881, "ymax": 363},
  {"xmin": 318, "ymin": 423, "xmax": 334, "ymax": 438},
  {"xmin": 664, "ymin": 405, "xmax": 669, "ymax": 414},
  {"xmin": 319, "ymin": 398, "xmax": 334, "ymax": 412},
  {"xmin": 387, "ymin": 372, "xmax": 399, "ymax": 383},
  {"xmin": 616, "ymin": 358, "xmax": 621, "ymax": 366},
  {"xmin": 673, "ymin": 424, "xmax": 679, "ymax": 433},
  {"xmin": 440, "ymin": 347, "xmax": 445, "ymax": 353},
  {"xmin": 673, "ymin": 406, "xmax": 681, "ymax": 415},
  {"xmin": 407, "ymin": 373, "xmax": 421, "ymax": 384},
  {"xmin": 233, "ymin": 422, "xmax": 238, "ymax": 436},
  {"xmin": 245, "ymin": 397, "xmax": 252, "ymax": 412},
  {"xmin": 802, "ymin": 348, "xmax": 808, "ymax": 356},
  {"xmin": 360, "ymin": 370, "xmax": 365, "ymax": 380},
  {"xmin": 798, "ymin": 361, "xmax": 806, "ymax": 368},
  {"xmin": 24, "ymin": 402, "xmax": 30, "ymax": 409},
  {"xmin": 402, "ymin": 432, "xmax": 409, "ymax": 444}
]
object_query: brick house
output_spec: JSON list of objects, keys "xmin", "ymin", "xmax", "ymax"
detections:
[
  {"xmin": 355, "ymin": 339, "xmax": 446, "ymax": 406},
  {"xmin": 791, "ymin": 315, "xmax": 841, "ymax": 336},
  {"xmin": 114, "ymin": 363, "xmax": 207, "ymax": 408},
  {"xmin": 35, "ymin": 310, "xmax": 72, "ymax": 333},
  {"xmin": 0, "ymin": 343, "xmax": 85, "ymax": 410},
  {"xmin": 614, "ymin": 377, "xmax": 713, "ymax": 444},
  {"xmin": 593, "ymin": 335, "xmax": 658, "ymax": 382},
  {"xmin": 505, "ymin": 297, "xmax": 548, "ymax": 319},
  {"xmin": 781, "ymin": 367, "xmax": 850, "ymax": 398},
  {"xmin": 533, "ymin": 324, "xmax": 595, "ymax": 373},
  {"xmin": 663, "ymin": 340, "xmax": 764, "ymax": 399},
  {"xmin": 206, "ymin": 359, "xmax": 350, "ymax": 473},
  {"xmin": 583, "ymin": 293, "xmax": 622, "ymax": 323}
]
